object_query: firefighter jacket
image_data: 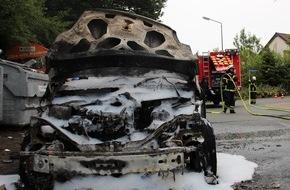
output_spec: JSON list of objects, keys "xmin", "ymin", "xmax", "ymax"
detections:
[
  {"xmin": 222, "ymin": 72, "xmax": 237, "ymax": 92},
  {"xmin": 250, "ymin": 81, "xmax": 257, "ymax": 92}
]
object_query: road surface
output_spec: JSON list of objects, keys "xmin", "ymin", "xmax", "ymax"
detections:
[{"xmin": 207, "ymin": 96, "xmax": 290, "ymax": 189}]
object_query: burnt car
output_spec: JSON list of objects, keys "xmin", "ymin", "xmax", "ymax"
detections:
[{"xmin": 19, "ymin": 9, "xmax": 218, "ymax": 189}]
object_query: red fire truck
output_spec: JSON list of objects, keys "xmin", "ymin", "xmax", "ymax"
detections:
[{"xmin": 198, "ymin": 49, "xmax": 242, "ymax": 105}]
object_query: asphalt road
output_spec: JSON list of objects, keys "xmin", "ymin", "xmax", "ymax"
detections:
[{"xmin": 206, "ymin": 96, "xmax": 290, "ymax": 190}]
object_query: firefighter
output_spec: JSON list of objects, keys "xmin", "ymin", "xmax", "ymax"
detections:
[
  {"xmin": 222, "ymin": 65, "xmax": 238, "ymax": 113},
  {"xmin": 249, "ymin": 76, "xmax": 257, "ymax": 104}
]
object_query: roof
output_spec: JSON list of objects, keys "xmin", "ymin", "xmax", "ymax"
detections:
[
  {"xmin": 7, "ymin": 42, "xmax": 48, "ymax": 61},
  {"xmin": 265, "ymin": 32, "xmax": 290, "ymax": 47}
]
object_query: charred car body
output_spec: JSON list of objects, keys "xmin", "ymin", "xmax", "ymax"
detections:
[{"xmin": 19, "ymin": 9, "xmax": 218, "ymax": 189}]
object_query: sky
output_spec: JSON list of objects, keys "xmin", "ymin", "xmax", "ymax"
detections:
[
  {"xmin": 0, "ymin": 153, "xmax": 258, "ymax": 190},
  {"xmin": 160, "ymin": 0, "xmax": 290, "ymax": 53}
]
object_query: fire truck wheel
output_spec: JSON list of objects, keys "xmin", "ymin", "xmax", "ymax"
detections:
[{"xmin": 213, "ymin": 100, "xmax": 220, "ymax": 106}]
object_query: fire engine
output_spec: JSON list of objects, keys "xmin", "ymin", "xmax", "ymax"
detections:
[{"xmin": 198, "ymin": 49, "xmax": 242, "ymax": 105}]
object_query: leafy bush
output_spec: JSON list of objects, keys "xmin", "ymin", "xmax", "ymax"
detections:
[
  {"xmin": 257, "ymin": 84, "xmax": 284, "ymax": 97},
  {"xmin": 238, "ymin": 84, "xmax": 287, "ymax": 99}
]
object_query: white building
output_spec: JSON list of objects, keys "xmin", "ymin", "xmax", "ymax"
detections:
[{"xmin": 265, "ymin": 32, "xmax": 289, "ymax": 56}]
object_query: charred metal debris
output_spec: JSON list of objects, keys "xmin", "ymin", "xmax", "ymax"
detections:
[{"xmin": 19, "ymin": 9, "xmax": 218, "ymax": 190}]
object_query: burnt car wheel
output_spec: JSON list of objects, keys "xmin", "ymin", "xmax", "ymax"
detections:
[
  {"xmin": 200, "ymin": 124, "xmax": 217, "ymax": 176},
  {"xmin": 19, "ymin": 133, "xmax": 55, "ymax": 190},
  {"xmin": 187, "ymin": 121, "xmax": 217, "ymax": 183}
]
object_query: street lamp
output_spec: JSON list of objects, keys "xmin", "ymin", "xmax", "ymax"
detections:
[{"xmin": 202, "ymin": 16, "xmax": 223, "ymax": 51}]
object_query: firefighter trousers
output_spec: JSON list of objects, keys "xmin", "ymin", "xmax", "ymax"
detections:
[
  {"xmin": 223, "ymin": 90, "xmax": 235, "ymax": 111},
  {"xmin": 250, "ymin": 91, "xmax": 257, "ymax": 104}
]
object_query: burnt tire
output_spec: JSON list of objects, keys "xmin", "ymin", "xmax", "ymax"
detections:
[
  {"xmin": 188, "ymin": 119, "xmax": 217, "ymax": 178},
  {"xmin": 201, "ymin": 100, "xmax": 206, "ymax": 118},
  {"xmin": 200, "ymin": 123, "xmax": 217, "ymax": 177},
  {"xmin": 19, "ymin": 133, "xmax": 55, "ymax": 190}
]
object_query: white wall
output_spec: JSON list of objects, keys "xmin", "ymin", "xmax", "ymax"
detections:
[{"xmin": 268, "ymin": 37, "xmax": 289, "ymax": 55}]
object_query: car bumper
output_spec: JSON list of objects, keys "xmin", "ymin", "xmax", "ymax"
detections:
[{"xmin": 21, "ymin": 147, "xmax": 195, "ymax": 175}]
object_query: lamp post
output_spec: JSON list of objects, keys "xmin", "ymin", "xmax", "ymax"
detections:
[{"xmin": 202, "ymin": 16, "xmax": 223, "ymax": 51}]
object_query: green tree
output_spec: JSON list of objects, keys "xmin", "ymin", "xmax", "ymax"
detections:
[
  {"xmin": 284, "ymin": 35, "xmax": 290, "ymax": 57},
  {"xmin": 0, "ymin": 0, "xmax": 166, "ymax": 58},
  {"xmin": 233, "ymin": 28, "xmax": 263, "ymax": 54},
  {"xmin": 287, "ymin": 35, "xmax": 290, "ymax": 46},
  {"xmin": 233, "ymin": 28, "xmax": 263, "ymax": 87},
  {"xmin": 0, "ymin": 0, "xmax": 67, "ymax": 56},
  {"xmin": 44, "ymin": 0, "xmax": 167, "ymax": 26},
  {"xmin": 279, "ymin": 49, "xmax": 290, "ymax": 91},
  {"xmin": 258, "ymin": 47, "xmax": 286, "ymax": 87}
]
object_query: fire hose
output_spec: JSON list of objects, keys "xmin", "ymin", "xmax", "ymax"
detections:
[{"xmin": 206, "ymin": 73, "xmax": 290, "ymax": 120}]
